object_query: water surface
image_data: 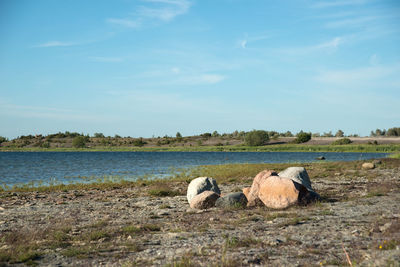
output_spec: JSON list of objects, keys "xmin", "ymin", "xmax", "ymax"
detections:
[{"xmin": 0, "ymin": 151, "xmax": 388, "ymax": 186}]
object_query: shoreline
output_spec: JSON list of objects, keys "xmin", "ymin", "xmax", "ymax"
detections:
[{"xmin": 1, "ymin": 143, "xmax": 400, "ymax": 153}]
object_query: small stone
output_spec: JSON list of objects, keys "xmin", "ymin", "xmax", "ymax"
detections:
[
  {"xmin": 316, "ymin": 156, "xmax": 326, "ymax": 160},
  {"xmin": 362, "ymin": 163, "xmax": 375, "ymax": 170},
  {"xmin": 379, "ymin": 222, "xmax": 392, "ymax": 232},
  {"xmin": 157, "ymin": 211, "xmax": 170, "ymax": 216},
  {"xmin": 0, "ymin": 207, "xmax": 5, "ymax": 211}
]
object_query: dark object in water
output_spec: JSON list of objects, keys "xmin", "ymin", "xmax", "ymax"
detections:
[{"xmin": 316, "ymin": 156, "xmax": 325, "ymax": 160}]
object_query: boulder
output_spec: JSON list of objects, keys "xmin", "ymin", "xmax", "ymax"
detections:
[
  {"xmin": 189, "ymin": 191, "xmax": 220, "ymax": 209},
  {"xmin": 247, "ymin": 170, "xmax": 278, "ymax": 207},
  {"xmin": 362, "ymin": 162, "xmax": 375, "ymax": 170},
  {"xmin": 258, "ymin": 176, "xmax": 312, "ymax": 209},
  {"xmin": 316, "ymin": 156, "xmax": 325, "ymax": 160},
  {"xmin": 278, "ymin": 167, "xmax": 314, "ymax": 192},
  {"xmin": 215, "ymin": 192, "xmax": 247, "ymax": 208},
  {"xmin": 187, "ymin": 177, "xmax": 220, "ymax": 204},
  {"xmin": 242, "ymin": 187, "xmax": 251, "ymax": 200}
]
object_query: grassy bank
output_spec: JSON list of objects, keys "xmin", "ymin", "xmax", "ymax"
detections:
[{"xmin": 1, "ymin": 143, "xmax": 400, "ymax": 153}]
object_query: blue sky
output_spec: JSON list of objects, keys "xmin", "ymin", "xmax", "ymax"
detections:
[{"xmin": 1, "ymin": 0, "xmax": 399, "ymax": 138}]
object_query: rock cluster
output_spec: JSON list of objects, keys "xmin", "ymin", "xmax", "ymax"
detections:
[{"xmin": 187, "ymin": 167, "xmax": 319, "ymax": 210}]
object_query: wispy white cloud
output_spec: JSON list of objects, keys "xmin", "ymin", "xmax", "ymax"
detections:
[
  {"xmin": 182, "ymin": 74, "xmax": 226, "ymax": 84},
  {"xmin": 171, "ymin": 67, "xmax": 181, "ymax": 74},
  {"xmin": 107, "ymin": 0, "xmax": 191, "ymax": 28},
  {"xmin": 238, "ymin": 34, "xmax": 269, "ymax": 49},
  {"xmin": 280, "ymin": 36, "xmax": 344, "ymax": 55},
  {"xmin": 369, "ymin": 54, "xmax": 379, "ymax": 65},
  {"xmin": 114, "ymin": 66, "xmax": 226, "ymax": 85},
  {"xmin": 325, "ymin": 16, "xmax": 378, "ymax": 28},
  {"xmin": 138, "ymin": 0, "xmax": 191, "ymax": 21},
  {"xmin": 89, "ymin": 56, "xmax": 124, "ymax": 63},
  {"xmin": 35, "ymin": 41, "xmax": 76, "ymax": 48},
  {"xmin": 106, "ymin": 18, "xmax": 141, "ymax": 28},
  {"xmin": 311, "ymin": 0, "xmax": 368, "ymax": 9},
  {"xmin": 240, "ymin": 40, "xmax": 247, "ymax": 49}
]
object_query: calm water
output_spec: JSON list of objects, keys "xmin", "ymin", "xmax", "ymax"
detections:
[{"xmin": 0, "ymin": 151, "xmax": 388, "ymax": 186}]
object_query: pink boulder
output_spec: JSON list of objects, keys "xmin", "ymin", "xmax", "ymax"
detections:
[
  {"xmin": 258, "ymin": 175, "xmax": 309, "ymax": 209},
  {"xmin": 247, "ymin": 170, "xmax": 278, "ymax": 207}
]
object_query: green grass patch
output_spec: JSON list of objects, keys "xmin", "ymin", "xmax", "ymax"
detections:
[{"xmin": 389, "ymin": 153, "xmax": 400, "ymax": 159}]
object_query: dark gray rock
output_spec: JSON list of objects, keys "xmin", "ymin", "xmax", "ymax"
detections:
[{"xmin": 215, "ymin": 192, "xmax": 247, "ymax": 208}]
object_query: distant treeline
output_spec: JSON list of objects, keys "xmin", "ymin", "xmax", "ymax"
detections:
[
  {"xmin": 370, "ymin": 127, "xmax": 400, "ymax": 137},
  {"xmin": 1, "ymin": 127, "xmax": 400, "ymax": 144}
]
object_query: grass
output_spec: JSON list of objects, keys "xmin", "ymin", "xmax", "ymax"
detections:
[
  {"xmin": 148, "ymin": 185, "xmax": 182, "ymax": 197},
  {"xmin": 224, "ymin": 236, "xmax": 262, "ymax": 248},
  {"xmin": 122, "ymin": 224, "xmax": 161, "ymax": 234},
  {"xmin": 389, "ymin": 153, "xmax": 400, "ymax": 159}
]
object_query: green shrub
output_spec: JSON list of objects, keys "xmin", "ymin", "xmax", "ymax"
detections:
[
  {"xmin": 133, "ymin": 138, "xmax": 147, "ymax": 147},
  {"xmin": 245, "ymin": 130, "xmax": 269, "ymax": 146},
  {"xmin": 387, "ymin": 127, "xmax": 400, "ymax": 136},
  {"xmin": 72, "ymin": 136, "xmax": 88, "ymax": 148},
  {"xmin": 0, "ymin": 136, "xmax": 8, "ymax": 144},
  {"xmin": 294, "ymin": 131, "xmax": 311, "ymax": 143},
  {"xmin": 331, "ymin": 138, "xmax": 352, "ymax": 145},
  {"xmin": 93, "ymin": 133, "xmax": 105, "ymax": 138}
]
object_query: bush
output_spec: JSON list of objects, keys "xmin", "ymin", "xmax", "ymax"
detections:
[
  {"xmin": 331, "ymin": 138, "xmax": 352, "ymax": 145},
  {"xmin": 93, "ymin": 133, "xmax": 105, "ymax": 138},
  {"xmin": 133, "ymin": 138, "xmax": 147, "ymax": 147},
  {"xmin": 294, "ymin": 131, "xmax": 311, "ymax": 143},
  {"xmin": 387, "ymin": 127, "xmax": 400, "ymax": 136},
  {"xmin": 72, "ymin": 136, "xmax": 88, "ymax": 148},
  {"xmin": 0, "ymin": 136, "xmax": 8, "ymax": 144},
  {"xmin": 245, "ymin": 130, "xmax": 269, "ymax": 146},
  {"xmin": 201, "ymin": 133, "xmax": 212, "ymax": 138},
  {"xmin": 335, "ymin": 130, "xmax": 344, "ymax": 137}
]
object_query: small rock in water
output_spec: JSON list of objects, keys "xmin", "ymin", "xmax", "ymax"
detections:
[{"xmin": 316, "ymin": 156, "xmax": 325, "ymax": 160}]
